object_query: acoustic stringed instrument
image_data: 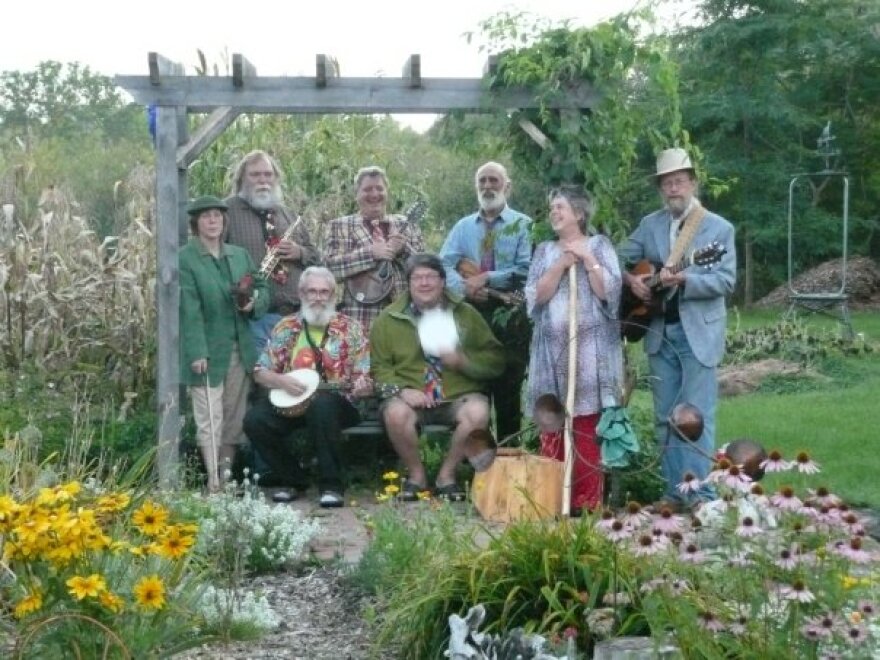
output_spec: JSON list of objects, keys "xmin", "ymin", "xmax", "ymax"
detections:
[
  {"xmin": 345, "ymin": 200, "xmax": 428, "ymax": 305},
  {"xmin": 619, "ymin": 241, "xmax": 727, "ymax": 342},
  {"xmin": 455, "ymin": 258, "xmax": 525, "ymax": 306}
]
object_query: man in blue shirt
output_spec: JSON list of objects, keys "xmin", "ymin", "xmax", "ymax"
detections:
[{"xmin": 440, "ymin": 162, "xmax": 532, "ymax": 441}]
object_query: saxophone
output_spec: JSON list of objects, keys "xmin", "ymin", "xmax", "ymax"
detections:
[
  {"xmin": 259, "ymin": 214, "xmax": 303, "ymax": 277},
  {"xmin": 232, "ymin": 215, "xmax": 303, "ymax": 307}
]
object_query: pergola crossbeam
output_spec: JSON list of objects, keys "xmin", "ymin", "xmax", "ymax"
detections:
[{"xmin": 176, "ymin": 107, "xmax": 241, "ymax": 169}]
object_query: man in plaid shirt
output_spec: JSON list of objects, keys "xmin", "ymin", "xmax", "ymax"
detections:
[
  {"xmin": 225, "ymin": 150, "xmax": 319, "ymax": 349},
  {"xmin": 324, "ymin": 166, "xmax": 425, "ymax": 334}
]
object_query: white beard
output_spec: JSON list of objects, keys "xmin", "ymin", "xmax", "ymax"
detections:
[
  {"xmin": 302, "ymin": 302, "xmax": 334, "ymax": 328},
  {"xmin": 478, "ymin": 190, "xmax": 506, "ymax": 215},
  {"xmin": 241, "ymin": 185, "xmax": 282, "ymax": 211}
]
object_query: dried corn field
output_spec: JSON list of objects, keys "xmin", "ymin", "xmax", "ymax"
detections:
[{"xmin": 0, "ymin": 166, "xmax": 156, "ymax": 400}]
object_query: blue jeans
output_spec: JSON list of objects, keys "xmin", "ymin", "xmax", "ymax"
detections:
[
  {"xmin": 249, "ymin": 313, "xmax": 282, "ymax": 354},
  {"xmin": 648, "ymin": 321, "xmax": 717, "ymax": 503}
]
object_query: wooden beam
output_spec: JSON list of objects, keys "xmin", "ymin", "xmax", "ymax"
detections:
[
  {"xmin": 517, "ymin": 117, "xmax": 551, "ymax": 150},
  {"xmin": 232, "ymin": 53, "xmax": 256, "ymax": 87},
  {"xmin": 403, "ymin": 55, "xmax": 421, "ymax": 88},
  {"xmin": 316, "ymin": 54, "xmax": 339, "ymax": 88},
  {"xmin": 115, "ymin": 75, "xmax": 601, "ymax": 113},
  {"xmin": 153, "ymin": 106, "xmax": 183, "ymax": 489},
  {"xmin": 148, "ymin": 52, "xmax": 185, "ymax": 85},
  {"xmin": 177, "ymin": 107, "xmax": 241, "ymax": 169}
]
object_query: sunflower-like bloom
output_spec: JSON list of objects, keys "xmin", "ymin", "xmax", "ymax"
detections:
[
  {"xmin": 131, "ymin": 501, "xmax": 170, "ymax": 536},
  {"xmin": 133, "ymin": 574, "xmax": 166, "ymax": 610}
]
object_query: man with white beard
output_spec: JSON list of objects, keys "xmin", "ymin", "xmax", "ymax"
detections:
[
  {"xmin": 244, "ymin": 267, "xmax": 372, "ymax": 507},
  {"xmin": 439, "ymin": 162, "xmax": 532, "ymax": 441},
  {"xmin": 225, "ymin": 150, "xmax": 319, "ymax": 349}
]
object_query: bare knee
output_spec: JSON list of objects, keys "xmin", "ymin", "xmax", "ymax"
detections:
[
  {"xmin": 383, "ymin": 400, "xmax": 418, "ymax": 438},
  {"xmin": 456, "ymin": 397, "xmax": 490, "ymax": 431}
]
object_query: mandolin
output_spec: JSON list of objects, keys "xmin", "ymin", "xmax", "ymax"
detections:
[
  {"xmin": 620, "ymin": 241, "xmax": 726, "ymax": 342},
  {"xmin": 456, "ymin": 257, "xmax": 525, "ymax": 306},
  {"xmin": 344, "ymin": 200, "xmax": 428, "ymax": 305}
]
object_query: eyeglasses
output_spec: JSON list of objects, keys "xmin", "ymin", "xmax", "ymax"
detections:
[
  {"xmin": 411, "ymin": 273, "xmax": 442, "ymax": 283},
  {"xmin": 304, "ymin": 288, "xmax": 333, "ymax": 298},
  {"xmin": 660, "ymin": 176, "xmax": 693, "ymax": 191}
]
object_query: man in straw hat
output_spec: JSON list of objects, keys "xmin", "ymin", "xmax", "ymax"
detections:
[{"xmin": 618, "ymin": 147, "xmax": 736, "ymax": 511}]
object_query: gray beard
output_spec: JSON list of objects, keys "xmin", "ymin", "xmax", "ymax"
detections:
[
  {"xmin": 302, "ymin": 304, "xmax": 334, "ymax": 328},
  {"xmin": 478, "ymin": 190, "xmax": 506, "ymax": 215},
  {"xmin": 241, "ymin": 186, "xmax": 282, "ymax": 211},
  {"xmin": 666, "ymin": 196, "xmax": 695, "ymax": 218}
]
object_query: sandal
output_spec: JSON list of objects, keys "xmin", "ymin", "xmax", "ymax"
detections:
[
  {"xmin": 434, "ymin": 483, "xmax": 467, "ymax": 502},
  {"xmin": 399, "ymin": 480, "xmax": 428, "ymax": 502}
]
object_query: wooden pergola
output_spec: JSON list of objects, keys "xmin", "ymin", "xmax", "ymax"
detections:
[{"xmin": 114, "ymin": 52, "xmax": 599, "ymax": 487}]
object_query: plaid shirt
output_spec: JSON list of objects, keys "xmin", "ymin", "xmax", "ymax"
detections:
[
  {"xmin": 224, "ymin": 196, "xmax": 319, "ymax": 312},
  {"xmin": 324, "ymin": 212, "xmax": 425, "ymax": 333}
]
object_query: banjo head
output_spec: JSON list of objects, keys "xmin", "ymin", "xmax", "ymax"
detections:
[
  {"xmin": 269, "ymin": 369, "xmax": 321, "ymax": 417},
  {"xmin": 417, "ymin": 308, "xmax": 459, "ymax": 357}
]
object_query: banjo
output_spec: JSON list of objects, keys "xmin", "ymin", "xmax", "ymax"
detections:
[{"xmin": 268, "ymin": 369, "xmax": 321, "ymax": 418}]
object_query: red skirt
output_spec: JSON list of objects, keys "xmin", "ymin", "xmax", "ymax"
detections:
[{"xmin": 540, "ymin": 413, "xmax": 603, "ymax": 512}]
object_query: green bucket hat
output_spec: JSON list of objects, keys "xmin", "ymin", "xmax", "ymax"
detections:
[{"xmin": 186, "ymin": 195, "xmax": 228, "ymax": 216}]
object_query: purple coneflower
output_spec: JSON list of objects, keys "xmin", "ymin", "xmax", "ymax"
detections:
[
  {"xmin": 621, "ymin": 501, "xmax": 651, "ymax": 528},
  {"xmin": 735, "ymin": 516, "xmax": 762, "ymax": 538},
  {"xmin": 596, "ymin": 508, "xmax": 617, "ymax": 531},
  {"xmin": 760, "ymin": 450, "xmax": 792, "ymax": 473},
  {"xmin": 697, "ymin": 610, "xmax": 725, "ymax": 633},
  {"xmin": 632, "ymin": 533, "xmax": 665, "ymax": 557},
  {"xmin": 857, "ymin": 599, "xmax": 876, "ymax": 618},
  {"xmin": 843, "ymin": 623, "xmax": 868, "ymax": 647},
  {"xmin": 779, "ymin": 579, "xmax": 815, "ymax": 603},
  {"xmin": 770, "ymin": 486, "xmax": 803, "ymax": 512},
  {"xmin": 676, "ymin": 472, "xmax": 702, "ymax": 495},
  {"xmin": 794, "ymin": 451, "xmax": 821, "ymax": 474},
  {"xmin": 652, "ymin": 507, "xmax": 684, "ymax": 534},
  {"xmin": 839, "ymin": 511, "xmax": 866, "ymax": 535},
  {"xmin": 802, "ymin": 613, "xmax": 836, "ymax": 640},
  {"xmin": 808, "ymin": 486, "xmax": 841, "ymax": 508},
  {"xmin": 680, "ymin": 542, "xmax": 707, "ymax": 563},
  {"xmin": 833, "ymin": 537, "xmax": 873, "ymax": 563},
  {"xmin": 728, "ymin": 614, "xmax": 748, "ymax": 636},
  {"xmin": 775, "ymin": 546, "xmax": 800, "ymax": 570},
  {"xmin": 601, "ymin": 519, "xmax": 632, "ymax": 543},
  {"xmin": 720, "ymin": 464, "xmax": 753, "ymax": 492}
]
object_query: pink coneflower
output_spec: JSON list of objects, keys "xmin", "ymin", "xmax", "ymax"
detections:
[
  {"xmin": 807, "ymin": 486, "xmax": 841, "ymax": 508},
  {"xmin": 857, "ymin": 600, "xmax": 876, "ymax": 618},
  {"xmin": 632, "ymin": 533, "xmax": 666, "ymax": 557},
  {"xmin": 761, "ymin": 450, "xmax": 792, "ymax": 473},
  {"xmin": 775, "ymin": 546, "xmax": 801, "ymax": 570},
  {"xmin": 770, "ymin": 486, "xmax": 803, "ymax": 512},
  {"xmin": 652, "ymin": 508, "xmax": 684, "ymax": 534},
  {"xmin": 621, "ymin": 501, "xmax": 651, "ymax": 528},
  {"xmin": 839, "ymin": 512, "xmax": 866, "ymax": 535},
  {"xmin": 801, "ymin": 613, "xmax": 836, "ymax": 640},
  {"xmin": 794, "ymin": 451, "xmax": 821, "ymax": 474},
  {"xmin": 735, "ymin": 516, "xmax": 762, "ymax": 538},
  {"xmin": 596, "ymin": 509, "xmax": 617, "ymax": 531},
  {"xmin": 697, "ymin": 610, "xmax": 725, "ymax": 633},
  {"xmin": 833, "ymin": 537, "xmax": 873, "ymax": 564},
  {"xmin": 680, "ymin": 542, "xmax": 707, "ymax": 563},
  {"xmin": 676, "ymin": 472, "xmax": 702, "ymax": 495},
  {"xmin": 705, "ymin": 460, "xmax": 730, "ymax": 484},
  {"xmin": 779, "ymin": 579, "xmax": 815, "ymax": 603},
  {"xmin": 720, "ymin": 464, "xmax": 753, "ymax": 492},
  {"xmin": 843, "ymin": 624, "xmax": 868, "ymax": 647},
  {"xmin": 601, "ymin": 519, "xmax": 632, "ymax": 543}
]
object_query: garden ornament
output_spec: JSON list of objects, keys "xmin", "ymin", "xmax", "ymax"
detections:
[
  {"xmin": 445, "ymin": 603, "xmax": 565, "ymax": 660},
  {"xmin": 463, "ymin": 429, "xmax": 497, "ymax": 472},
  {"xmin": 597, "ymin": 406, "xmax": 640, "ymax": 468},
  {"xmin": 721, "ymin": 438, "xmax": 768, "ymax": 481},
  {"xmin": 533, "ymin": 393, "xmax": 565, "ymax": 434},
  {"xmin": 668, "ymin": 402, "xmax": 704, "ymax": 442}
]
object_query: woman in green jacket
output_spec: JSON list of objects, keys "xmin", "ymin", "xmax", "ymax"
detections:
[{"xmin": 181, "ymin": 196, "xmax": 269, "ymax": 492}]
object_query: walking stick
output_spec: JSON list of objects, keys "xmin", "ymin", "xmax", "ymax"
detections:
[
  {"xmin": 203, "ymin": 370, "xmax": 219, "ymax": 492},
  {"xmin": 563, "ymin": 265, "xmax": 577, "ymax": 517}
]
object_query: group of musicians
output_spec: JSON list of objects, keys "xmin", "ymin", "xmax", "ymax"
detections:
[{"xmin": 181, "ymin": 148, "xmax": 736, "ymax": 513}]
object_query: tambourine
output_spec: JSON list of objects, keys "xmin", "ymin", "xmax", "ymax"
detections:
[
  {"xmin": 417, "ymin": 308, "xmax": 459, "ymax": 357},
  {"xmin": 269, "ymin": 369, "xmax": 321, "ymax": 418}
]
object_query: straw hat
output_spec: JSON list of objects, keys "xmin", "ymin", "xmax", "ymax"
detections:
[{"xmin": 655, "ymin": 148, "xmax": 695, "ymax": 179}]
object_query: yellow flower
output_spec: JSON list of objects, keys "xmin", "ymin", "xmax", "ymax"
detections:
[
  {"xmin": 99, "ymin": 590, "xmax": 125, "ymax": 613},
  {"xmin": 849, "ymin": 610, "xmax": 863, "ymax": 624},
  {"xmin": 13, "ymin": 590, "xmax": 43, "ymax": 619},
  {"xmin": 96, "ymin": 492, "xmax": 131, "ymax": 514},
  {"xmin": 384, "ymin": 484, "xmax": 400, "ymax": 495},
  {"xmin": 416, "ymin": 490, "xmax": 433, "ymax": 501},
  {"xmin": 375, "ymin": 493, "xmax": 390, "ymax": 503},
  {"xmin": 133, "ymin": 575, "xmax": 166, "ymax": 610},
  {"xmin": 0, "ymin": 495, "xmax": 19, "ymax": 529},
  {"xmin": 382, "ymin": 471, "xmax": 400, "ymax": 482},
  {"xmin": 66, "ymin": 573, "xmax": 107, "ymax": 600},
  {"xmin": 153, "ymin": 525, "xmax": 196, "ymax": 560},
  {"xmin": 131, "ymin": 501, "xmax": 170, "ymax": 536}
]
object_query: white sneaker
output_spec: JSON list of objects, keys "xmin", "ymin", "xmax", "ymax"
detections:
[{"xmin": 319, "ymin": 491, "xmax": 344, "ymax": 508}]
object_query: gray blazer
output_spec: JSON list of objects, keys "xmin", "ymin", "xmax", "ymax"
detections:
[{"xmin": 618, "ymin": 207, "xmax": 736, "ymax": 367}]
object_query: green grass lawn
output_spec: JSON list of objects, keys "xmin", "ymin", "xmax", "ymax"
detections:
[{"xmin": 718, "ymin": 309, "xmax": 880, "ymax": 508}]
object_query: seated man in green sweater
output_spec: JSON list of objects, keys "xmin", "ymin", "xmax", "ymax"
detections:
[{"xmin": 371, "ymin": 253, "xmax": 505, "ymax": 501}]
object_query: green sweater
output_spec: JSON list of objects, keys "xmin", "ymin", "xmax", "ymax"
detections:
[
  {"xmin": 370, "ymin": 291, "xmax": 504, "ymax": 399},
  {"xmin": 179, "ymin": 238, "xmax": 269, "ymax": 386}
]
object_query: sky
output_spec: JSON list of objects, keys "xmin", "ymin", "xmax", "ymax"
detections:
[{"xmin": 2, "ymin": 0, "xmax": 694, "ymax": 130}]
